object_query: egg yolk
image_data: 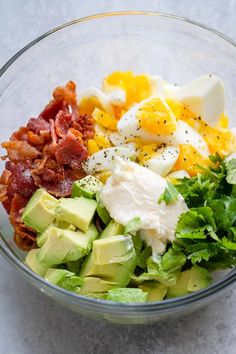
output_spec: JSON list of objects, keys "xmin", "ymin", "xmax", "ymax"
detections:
[
  {"xmin": 174, "ymin": 144, "xmax": 210, "ymax": 176},
  {"xmin": 103, "ymin": 71, "xmax": 152, "ymax": 109},
  {"xmin": 137, "ymin": 98, "xmax": 177, "ymax": 136},
  {"xmin": 166, "ymin": 99, "xmax": 197, "ymax": 128},
  {"xmin": 92, "ymin": 108, "xmax": 117, "ymax": 131},
  {"xmin": 137, "ymin": 143, "xmax": 160, "ymax": 164},
  {"xmin": 78, "ymin": 96, "xmax": 105, "ymax": 116},
  {"xmin": 199, "ymin": 124, "xmax": 236, "ymax": 156}
]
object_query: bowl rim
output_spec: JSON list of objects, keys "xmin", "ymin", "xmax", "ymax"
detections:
[{"xmin": 0, "ymin": 10, "xmax": 236, "ymax": 313}]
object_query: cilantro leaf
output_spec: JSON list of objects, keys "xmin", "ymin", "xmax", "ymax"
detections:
[
  {"xmin": 225, "ymin": 158, "xmax": 236, "ymax": 184},
  {"xmin": 220, "ymin": 237, "xmax": 236, "ymax": 250},
  {"xmin": 158, "ymin": 181, "xmax": 179, "ymax": 205},
  {"xmin": 176, "ymin": 207, "xmax": 216, "ymax": 240}
]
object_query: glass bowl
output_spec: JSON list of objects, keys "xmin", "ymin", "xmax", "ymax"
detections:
[{"xmin": 0, "ymin": 11, "xmax": 236, "ymax": 325}]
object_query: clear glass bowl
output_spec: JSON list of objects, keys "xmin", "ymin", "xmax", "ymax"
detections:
[{"xmin": 0, "ymin": 11, "xmax": 236, "ymax": 325}]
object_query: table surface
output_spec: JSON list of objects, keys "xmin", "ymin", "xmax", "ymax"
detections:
[{"xmin": 0, "ymin": 1, "xmax": 236, "ymax": 353}]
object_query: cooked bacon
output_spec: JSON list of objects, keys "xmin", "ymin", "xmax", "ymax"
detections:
[
  {"xmin": 33, "ymin": 168, "xmax": 85, "ymax": 197},
  {"xmin": 72, "ymin": 114, "xmax": 95, "ymax": 141},
  {"xmin": 2, "ymin": 141, "xmax": 41, "ymax": 161},
  {"xmin": 27, "ymin": 117, "xmax": 50, "ymax": 133},
  {"xmin": 0, "ymin": 80, "xmax": 92, "ymax": 250},
  {"xmin": 11, "ymin": 127, "xmax": 29, "ymax": 141},
  {"xmin": 55, "ymin": 111, "xmax": 72, "ymax": 138},
  {"xmin": 6, "ymin": 161, "xmax": 37, "ymax": 199},
  {"xmin": 55, "ymin": 134, "xmax": 88, "ymax": 169},
  {"xmin": 39, "ymin": 98, "xmax": 65, "ymax": 121}
]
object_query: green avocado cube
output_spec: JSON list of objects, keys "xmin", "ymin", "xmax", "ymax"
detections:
[
  {"xmin": 139, "ymin": 282, "xmax": 168, "ymax": 301},
  {"xmin": 38, "ymin": 224, "xmax": 98, "ymax": 266},
  {"xmin": 107, "ymin": 288, "xmax": 148, "ymax": 303},
  {"xmin": 92, "ymin": 235, "xmax": 135, "ymax": 265},
  {"xmin": 187, "ymin": 265, "xmax": 212, "ymax": 292},
  {"xmin": 166, "ymin": 270, "xmax": 191, "ymax": 298},
  {"xmin": 56, "ymin": 197, "xmax": 97, "ymax": 232},
  {"xmin": 79, "ymin": 235, "xmax": 137, "ymax": 287},
  {"xmin": 25, "ymin": 249, "xmax": 49, "ymax": 277},
  {"xmin": 96, "ymin": 191, "xmax": 111, "ymax": 225},
  {"xmin": 22, "ymin": 189, "xmax": 58, "ymax": 233},
  {"xmin": 100, "ymin": 220, "xmax": 124, "ymax": 238},
  {"xmin": 72, "ymin": 175, "xmax": 103, "ymax": 199},
  {"xmin": 80, "ymin": 277, "xmax": 117, "ymax": 294}
]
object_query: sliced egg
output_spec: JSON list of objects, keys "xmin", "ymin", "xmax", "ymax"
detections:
[
  {"xmin": 83, "ymin": 146, "xmax": 136, "ymax": 174},
  {"xmin": 143, "ymin": 146, "xmax": 179, "ymax": 176},
  {"xmin": 117, "ymin": 96, "xmax": 177, "ymax": 144},
  {"xmin": 165, "ymin": 75, "xmax": 225, "ymax": 126},
  {"xmin": 106, "ymin": 88, "xmax": 126, "ymax": 106},
  {"xmin": 77, "ymin": 87, "xmax": 113, "ymax": 116},
  {"xmin": 231, "ymin": 127, "xmax": 236, "ymax": 138},
  {"xmin": 172, "ymin": 120, "xmax": 210, "ymax": 157}
]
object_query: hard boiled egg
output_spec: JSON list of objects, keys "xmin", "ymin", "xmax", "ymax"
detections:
[
  {"xmin": 77, "ymin": 87, "xmax": 114, "ymax": 116},
  {"xmin": 106, "ymin": 88, "xmax": 126, "ymax": 106},
  {"xmin": 165, "ymin": 75, "xmax": 225, "ymax": 126},
  {"xmin": 83, "ymin": 146, "xmax": 136, "ymax": 174},
  {"xmin": 117, "ymin": 96, "xmax": 177, "ymax": 144},
  {"xmin": 143, "ymin": 146, "xmax": 179, "ymax": 176}
]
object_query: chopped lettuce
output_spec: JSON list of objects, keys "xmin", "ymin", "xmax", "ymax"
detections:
[
  {"xmin": 106, "ymin": 288, "xmax": 148, "ymax": 303},
  {"xmin": 125, "ymin": 217, "xmax": 142, "ymax": 234},
  {"xmin": 225, "ymin": 158, "xmax": 236, "ymax": 184}
]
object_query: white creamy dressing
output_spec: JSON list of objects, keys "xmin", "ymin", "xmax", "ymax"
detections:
[{"xmin": 100, "ymin": 158, "xmax": 188, "ymax": 255}]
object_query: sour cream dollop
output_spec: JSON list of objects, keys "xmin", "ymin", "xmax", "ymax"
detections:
[{"xmin": 100, "ymin": 158, "xmax": 188, "ymax": 255}]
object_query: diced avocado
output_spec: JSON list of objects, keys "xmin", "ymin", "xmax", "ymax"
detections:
[
  {"xmin": 93, "ymin": 235, "xmax": 135, "ymax": 264},
  {"xmin": 80, "ymin": 235, "xmax": 137, "ymax": 287},
  {"xmin": 44, "ymin": 268, "xmax": 83, "ymax": 292},
  {"xmin": 25, "ymin": 249, "xmax": 49, "ymax": 277},
  {"xmin": 38, "ymin": 224, "xmax": 98, "ymax": 266},
  {"xmin": 107, "ymin": 288, "xmax": 148, "ymax": 303},
  {"xmin": 80, "ymin": 277, "xmax": 117, "ymax": 294},
  {"xmin": 166, "ymin": 270, "xmax": 191, "ymax": 298},
  {"xmin": 72, "ymin": 175, "xmax": 103, "ymax": 199},
  {"xmin": 96, "ymin": 191, "xmax": 111, "ymax": 225},
  {"xmin": 22, "ymin": 189, "xmax": 58, "ymax": 233},
  {"xmin": 139, "ymin": 282, "xmax": 168, "ymax": 301},
  {"xmin": 187, "ymin": 265, "xmax": 212, "ymax": 292},
  {"xmin": 100, "ymin": 220, "xmax": 124, "ymax": 239},
  {"xmin": 56, "ymin": 197, "xmax": 97, "ymax": 232},
  {"xmin": 80, "ymin": 254, "xmax": 132, "ymax": 287}
]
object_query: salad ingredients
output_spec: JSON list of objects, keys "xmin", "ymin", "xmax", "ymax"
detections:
[
  {"xmin": 1, "ymin": 70, "xmax": 236, "ymax": 303},
  {"xmin": 100, "ymin": 157, "xmax": 188, "ymax": 254}
]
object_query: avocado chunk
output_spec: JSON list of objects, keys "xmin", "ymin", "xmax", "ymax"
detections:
[
  {"xmin": 100, "ymin": 220, "xmax": 124, "ymax": 239},
  {"xmin": 25, "ymin": 249, "xmax": 49, "ymax": 277},
  {"xmin": 44, "ymin": 268, "xmax": 83, "ymax": 292},
  {"xmin": 22, "ymin": 189, "xmax": 58, "ymax": 233},
  {"xmin": 72, "ymin": 175, "xmax": 103, "ymax": 199},
  {"xmin": 66, "ymin": 259, "xmax": 84, "ymax": 273},
  {"xmin": 80, "ymin": 276, "xmax": 117, "ymax": 294},
  {"xmin": 107, "ymin": 288, "xmax": 148, "ymax": 303},
  {"xmin": 139, "ymin": 282, "xmax": 168, "ymax": 301},
  {"xmin": 56, "ymin": 197, "xmax": 97, "ymax": 232},
  {"xmin": 38, "ymin": 224, "xmax": 98, "ymax": 266},
  {"xmin": 79, "ymin": 235, "xmax": 137, "ymax": 287},
  {"xmin": 187, "ymin": 265, "xmax": 212, "ymax": 292},
  {"xmin": 166, "ymin": 270, "xmax": 191, "ymax": 298},
  {"xmin": 93, "ymin": 235, "xmax": 135, "ymax": 264},
  {"xmin": 96, "ymin": 192, "xmax": 111, "ymax": 225}
]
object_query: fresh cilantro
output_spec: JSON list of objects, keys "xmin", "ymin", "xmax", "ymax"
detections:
[
  {"xmin": 225, "ymin": 158, "xmax": 236, "ymax": 184},
  {"xmin": 173, "ymin": 155, "xmax": 236, "ymax": 271},
  {"xmin": 158, "ymin": 181, "xmax": 179, "ymax": 205},
  {"xmin": 124, "ymin": 217, "xmax": 141, "ymax": 234}
]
